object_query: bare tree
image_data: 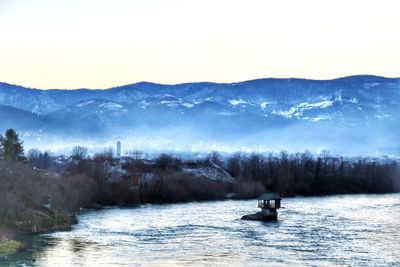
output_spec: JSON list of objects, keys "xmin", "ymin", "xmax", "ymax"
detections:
[
  {"xmin": 71, "ymin": 146, "xmax": 88, "ymax": 161},
  {"xmin": 208, "ymin": 151, "xmax": 223, "ymax": 166}
]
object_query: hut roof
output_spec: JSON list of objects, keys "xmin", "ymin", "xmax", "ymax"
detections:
[{"xmin": 257, "ymin": 192, "xmax": 280, "ymax": 201}]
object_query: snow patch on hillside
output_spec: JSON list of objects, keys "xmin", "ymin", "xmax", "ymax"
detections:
[
  {"xmin": 217, "ymin": 111, "xmax": 235, "ymax": 116},
  {"xmin": 229, "ymin": 99, "xmax": 247, "ymax": 106},
  {"xmin": 375, "ymin": 114, "xmax": 391, "ymax": 120},
  {"xmin": 99, "ymin": 102, "xmax": 123, "ymax": 109},
  {"xmin": 311, "ymin": 115, "xmax": 334, "ymax": 122},
  {"xmin": 298, "ymin": 100, "xmax": 333, "ymax": 109},
  {"xmin": 76, "ymin": 100, "xmax": 95, "ymax": 107},
  {"xmin": 161, "ymin": 100, "xmax": 181, "ymax": 107},
  {"xmin": 260, "ymin": 101, "xmax": 269, "ymax": 110},
  {"xmin": 182, "ymin": 103, "xmax": 194, "ymax": 108},
  {"xmin": 139, "ymin": 100, "xmax": 149, "ymax": 109},
  {"xmin": 350, "ymin": 98, "xmax": 358, "ymax": 103},
  {"xmin": 364, "ymin": 82, "xmax": 380, "ymax": 89},
  {"xmin": 273, "ymin": 100, "xmax": 334, "ymax": 119}
]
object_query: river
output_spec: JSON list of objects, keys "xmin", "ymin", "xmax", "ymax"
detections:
[{"xmin": 3, "ymin": 194, "xmax": 400, "ymax": 266}]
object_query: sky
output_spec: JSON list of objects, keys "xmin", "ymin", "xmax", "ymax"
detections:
[{"xmin": 0, "ymin": 0, "xmax": 399, "ymax": 89}]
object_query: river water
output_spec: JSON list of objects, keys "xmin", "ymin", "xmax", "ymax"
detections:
[{"xmin": 3, "ymin": 194, "xmax": 400, "ymax": 266}]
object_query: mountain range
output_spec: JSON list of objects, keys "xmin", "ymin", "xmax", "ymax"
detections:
[{"xmin": 0, "ymin": 75, "xmax": 399, "ymax": 155}]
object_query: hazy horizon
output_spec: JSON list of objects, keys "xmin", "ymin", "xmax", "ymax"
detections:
[
  {"xmin": 1, "ymin": 0, "xmax": 400, "ymax": 89},
  {"xmin": 1, "ymin": 74, "xmax": 399, "ymax": 91}
]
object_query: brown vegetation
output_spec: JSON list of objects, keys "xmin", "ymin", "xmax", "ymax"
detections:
[
  {"xmin": 226, "ymin": 151, "xmax": 399, "ymax": 196},
  {"xmin": 0, "ymin": 160, "xmax": 85, "ymax": 232}
]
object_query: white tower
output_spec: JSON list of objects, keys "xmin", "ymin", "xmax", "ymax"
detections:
[{"xmin": 117, "ymin": 141, "xmax": 121, "ymax": 158}]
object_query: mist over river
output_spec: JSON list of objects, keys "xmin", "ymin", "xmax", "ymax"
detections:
[{"xmin": 4, "ymin": 194, "xmax": 400, "ymax": 266}]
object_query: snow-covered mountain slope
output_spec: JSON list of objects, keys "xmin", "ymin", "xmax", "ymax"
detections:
[{"xmin": 0, "ymin": 75, "xmax": 399, "ymax": 154}]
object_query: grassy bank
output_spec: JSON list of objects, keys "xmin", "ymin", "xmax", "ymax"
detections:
[
  {"xmin": 0, "ymin": 160, "xmax": 79, "ymax": 256},
  {"xmin": 0, "ymin": 228, "xmax": 21, "ymax": 256},
  {"xmin": 0, "ymin": 239, "xmax": 22, "ymax": 256}
]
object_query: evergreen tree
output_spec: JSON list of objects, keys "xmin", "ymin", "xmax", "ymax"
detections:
[
  {"xmin": 0, "ymin": 128, "xmax": 26, "ymax": 162},
  {"xmin": 38, "ymin": 152, "xmax": 44, "ymax": 167},
  {"xmin": 43, "ymin": 151, "xmax": 52, "ymax": 169},
  {"xmin": 0, "ymin": 134, "xmax": 3, "ymax": 159}
]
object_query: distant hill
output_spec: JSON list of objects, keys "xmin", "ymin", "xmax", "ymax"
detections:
[{"xmin": 0, "ymin": 75, "xmax": 399, "ymax": 155}]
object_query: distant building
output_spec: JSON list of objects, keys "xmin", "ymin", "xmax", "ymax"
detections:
[
  {"xmin": 117, "ymin": 141, "xmax": 121, "ymax": 158},
  {"xmin": 120, "ymin": 156, "xmax": 135, "ymax": 165}
]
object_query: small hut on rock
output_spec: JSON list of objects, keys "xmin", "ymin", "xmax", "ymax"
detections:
[{"xmin": 242, "ymin": 192, "xmax": 282, "ymax": 221}]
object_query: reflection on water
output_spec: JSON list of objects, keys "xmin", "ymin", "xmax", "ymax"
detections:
[{"xmin": 3, "ymin": 194, "xmax": 400, "ymax": 266}]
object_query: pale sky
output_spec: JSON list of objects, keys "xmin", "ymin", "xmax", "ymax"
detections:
[{"xmin": 0, "ymin": 0, "xmax": 399, "ymax": 89}]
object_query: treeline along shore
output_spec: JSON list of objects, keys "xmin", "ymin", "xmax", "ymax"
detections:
[{"xmin": 0, "ymin": 128, "xmax": 399, "ymax": 255}]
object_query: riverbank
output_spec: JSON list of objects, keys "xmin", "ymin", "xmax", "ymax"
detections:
[
  {"xmin": 0, "ymin": 239, "xmax": 22, "ymax": 257},
  {"xmin": 0, "ymin": 229, "xmax": 21, "ymax": 256},
  {"xmin": 0, "ymin": 209, "xmax": 77, "ymax": 256},
  {"xmin": 0, "ymin": 159, "xmax": 80, "ymax": 256}
]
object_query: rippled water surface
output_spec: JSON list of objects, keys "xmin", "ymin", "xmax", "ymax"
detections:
[{"xmin": 4, "ymin": 194, "xmax": 400, "ymax": 266}]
